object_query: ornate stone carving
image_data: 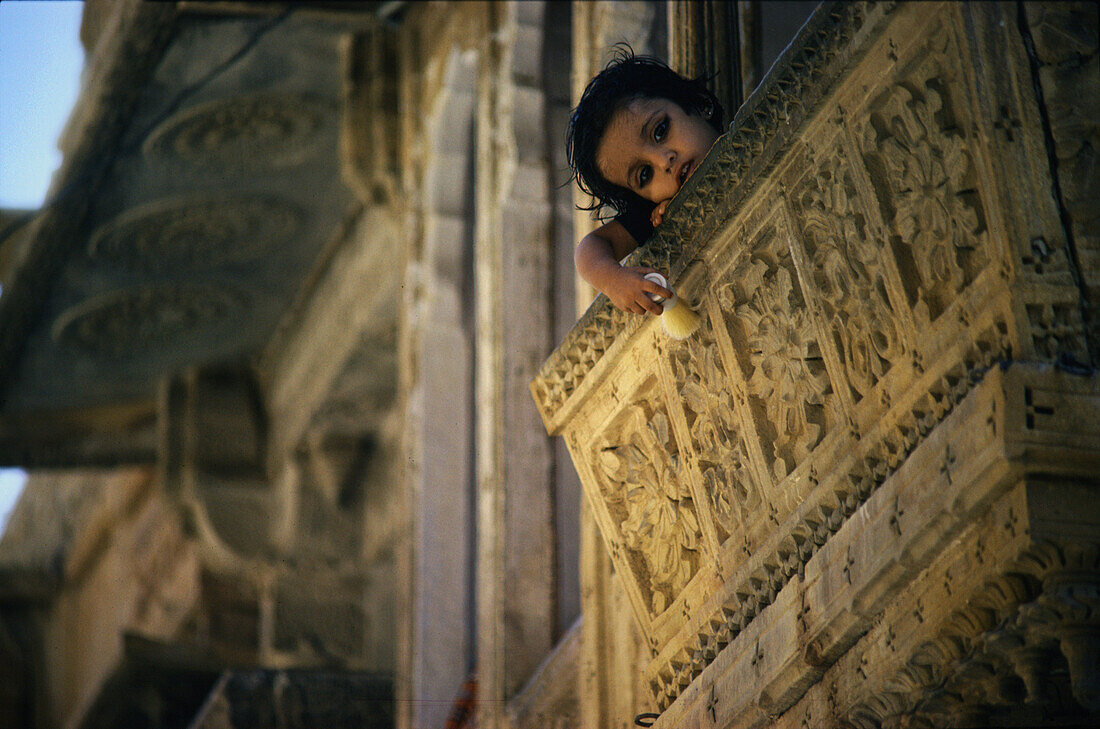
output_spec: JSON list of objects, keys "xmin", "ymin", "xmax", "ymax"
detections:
[
  {"xmin": 792, "ymin": 139, "xmax": 904, "ymax": 403},
  {"xmin": 669, "ymin": 332, "xmax": 760, "ymax": 543},
  {"xmin": 530, "ymin": 304, "xmax": 632, "ymax": 421},
  {"xmin": 594, "ymin": 391, "xmax": 701, "ymax": 617},
  {"xmin": 838, "ymin": 540, "xmax": 1100, "ymax": 725},
  {"xmin": 718, "ymin": 234, "xmax": 834, "ymax": 478},
  {"xmin": 88, "ymin": 195, "xmax": 303, "ymax": 273},
  {"xmin": 1027, "ymin": 301, "xmax": 1090, "ymax": 362},
  {"xmin": 52, "ymin": 284, "xmax": 248, "ymax": 354},
  {"xmin": 143, "ymin": 93, "xmax": 334, "ymax": 168},
  {"xmin": 858, "ymin": 31, "xmax": 988, "ymax": 326},
  {"xmin": 531, "ymin": 0, "xmax": 884, "ymax": 429},
  {"xmin": 533, "ymin": 0, "xmax": 1095, "ymax": 720}
]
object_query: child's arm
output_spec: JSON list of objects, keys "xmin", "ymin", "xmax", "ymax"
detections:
[{"xmin": 575, "ymin": 220, "xmax": 673, "ymax": 315}]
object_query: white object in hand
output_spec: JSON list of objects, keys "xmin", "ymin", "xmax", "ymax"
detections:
[{"xmin": 643, "ymin": 272, "xmax": 701, "ymax": 339}]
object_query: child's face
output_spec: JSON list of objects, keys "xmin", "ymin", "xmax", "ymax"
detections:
[{"xmin": 595, "ymin": 97, "xmax": 720, "ymax": 205}]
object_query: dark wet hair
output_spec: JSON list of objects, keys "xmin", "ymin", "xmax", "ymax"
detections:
[{"xmin": 566, "ymin": 45, "xmax": 725, "ymax": 220}]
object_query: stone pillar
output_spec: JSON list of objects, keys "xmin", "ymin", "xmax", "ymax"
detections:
[
  {"xmin": 395, "ymin": 9, "xmax": 482, "ymax": 726},
  {"xmin": 667, "ymin": 0, "xmax": 741, "ymax": 119},
  {"xmin": 474, "ymin": 2, "xmax": 568, "ymax": 725}
]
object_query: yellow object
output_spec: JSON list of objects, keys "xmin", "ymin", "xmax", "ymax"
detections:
[
  {"xmin": 660, "ymin": 296, "xmax": 702, "ymax": 339},
  {"xmin": 644, "ymin": 273, "xmax": 702, "ymax": 339}
]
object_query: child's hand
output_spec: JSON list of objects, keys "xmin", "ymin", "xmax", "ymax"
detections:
[
  {"xmin": 650, "ymin": 200, "xmax": 671, "ymax": 227},
  {"xmin": 605, "ymin": 266, "xmax": 674, "ymax": 315}
]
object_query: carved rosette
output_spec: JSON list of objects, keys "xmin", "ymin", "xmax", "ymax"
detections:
[
  {"xmin": 858, "ymin": 28, "xmax": 989, "ymax": 326},
  {"xmin": 52, "ymin": 284, "xmax": 248, "ymax": 354},
  {"xmin": 594, "ymin": 390, "xmax": 702, "ymax": 617},
  {"xmin": 718, "ymin": 233, "xmax": 834, "ymax": 479},
  {"xmin": 88, "ymin": 195, "xmax": 303, "ymax": 273},
  {"xmin": 143, "ymin": 93, "xmax": 334, "ymax": 168}
]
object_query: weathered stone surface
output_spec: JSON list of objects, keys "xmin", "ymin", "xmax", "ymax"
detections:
[
  {"xmin": 533, "ymin": 1, "xmax": 1099, "ymax": 725},
  {"xmin": 1024, "ymin": 2, "xmax": 1100, "ymax": 362},
  {"xmin": 4, "ymin": 1, "xmax": 1096, "ymax": 728},
  {"xmin": 0, "ymin": 469, "xmax": 202, "ymax": 729},
  {"xmin": 0, "ymin": 0, "xmax": 357, "ymax": 422},
  {"xmin": 506, "ymin": 617, "xmax": 582, "ymax": 729}
]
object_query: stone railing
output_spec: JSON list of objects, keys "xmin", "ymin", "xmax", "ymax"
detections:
[{"xmin": 532, "ymin": 1, "xmax": 1098, "ymax": 721}]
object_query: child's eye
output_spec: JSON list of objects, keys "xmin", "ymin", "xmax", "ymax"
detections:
[
  {"xmin": 639, "ymin": 165, "xmax": 653, "ymax": 187},
  {"xmin": 654, "ymin": 118, "xmax": 669, "ymax": 143}
]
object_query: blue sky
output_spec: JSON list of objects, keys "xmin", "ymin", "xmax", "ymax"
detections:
[
  {"xmin": 0, "ymin": 0, "xmax": 86, "ymax": 532},
  {"xmin": 0, "ymin": 0, "xmax": 85, "ymax": 209}
]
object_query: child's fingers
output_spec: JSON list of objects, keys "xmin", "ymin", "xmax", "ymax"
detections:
[
  {"xmin": 639, "ymin": 295, "xmax": 664, "ymax": 316},
  {"xmin": 641, "ymin": 277, "xmax": 674, "ymax": 301},
  {"xmin": 650, "ymin": 200, "xmax": 670, "ymax": 227}
]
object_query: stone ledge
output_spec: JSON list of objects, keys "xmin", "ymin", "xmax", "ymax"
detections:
[{"xmin": 648, "ymin": 364, "xmax": 1099, "ymax": 726}]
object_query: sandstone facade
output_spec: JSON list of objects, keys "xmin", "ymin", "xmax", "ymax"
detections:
[{"xmin": 0, "ymin": 2, "xmax": 1095, "ymax": 728}]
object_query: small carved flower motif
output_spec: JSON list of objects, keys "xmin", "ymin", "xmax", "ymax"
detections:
[{"xmin": 877, "ymin": 85, "xmax": 979, "ymax": 298}]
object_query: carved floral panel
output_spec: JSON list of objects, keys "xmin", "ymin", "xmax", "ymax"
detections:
[
  {"xmin": 858, "ymin": 25, "xmax": 990, "ymax": 327},
  {"xmin": 668, "ymin": 330, "xmax": 762, "ymax": 546},
  {"xmin": 717, "ymin": 228, "xmax": 834, "ymax": 479},
  {"xmin": 791, "ymin": 136, "xmax": 906, "ymax": 405},
  {"xmin": 591, "ymin": 383, "xmax": 703, "ymax": 617}
]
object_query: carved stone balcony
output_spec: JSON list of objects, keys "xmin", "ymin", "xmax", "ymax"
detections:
[{"xmin": 532, "ymin": 2, "xmax": 1098, "ymax": 725}]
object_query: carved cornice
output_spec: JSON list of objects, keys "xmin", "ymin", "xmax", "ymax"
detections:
[
  {"xmin": 0, "ymin": 0, "xmax": 178, "ymax": 404},
  {"xmin": 776, "ymin": 534, "xmax": 1100, "ymax": 728}
]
